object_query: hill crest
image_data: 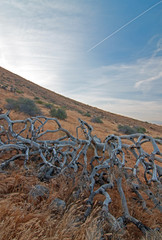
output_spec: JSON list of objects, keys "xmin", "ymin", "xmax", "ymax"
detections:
[{"xmin": 0, "ymin": 66, "xmax": 162, "ymax": 138}]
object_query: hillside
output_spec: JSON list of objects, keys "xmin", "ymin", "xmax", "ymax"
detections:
[
  {"xmin": 0, "ymin": 66, "xmax": 162, "ymax": 138},
  {"xmin": 0, "ymin": 66, "xmax": 162, "ymax": 240}
]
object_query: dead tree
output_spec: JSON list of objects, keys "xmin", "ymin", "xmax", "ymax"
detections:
[{"xmin": 0, "ymin": 112, "xmax": 161, "ymax": 236}]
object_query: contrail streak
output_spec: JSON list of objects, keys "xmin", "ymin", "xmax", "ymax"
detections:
[{"xmin": 88, "ymin": 1, "xmax": 162, "ymax": 52}]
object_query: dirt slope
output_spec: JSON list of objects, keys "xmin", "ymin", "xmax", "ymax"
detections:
[{"xmin": 0, "ymin": 66, "xmax": 162, "ymax": 139}]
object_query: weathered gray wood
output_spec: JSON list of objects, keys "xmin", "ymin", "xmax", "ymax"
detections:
[{"xmin": 0, "ymin": 112, "xmax": 161, "ymax": 236}]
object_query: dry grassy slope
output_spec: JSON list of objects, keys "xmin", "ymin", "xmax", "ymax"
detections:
[
  {"xmin": 0, "ymin": 66, "xmax": 162, "ymax": 140},
  {"xmin": 0, "ymin": 66, "xmax": 162, "ymax": 240}
]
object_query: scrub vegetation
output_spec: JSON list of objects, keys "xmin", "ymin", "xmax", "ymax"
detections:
[
  {"xmin": 118, "ymin": 124, "xmax": 146, "ymax": 134},
  {"xmin": 5, "ymin": 97, "xmax": 41, "ymax": 116},
  {"xmin": 50, "ymin": 107, "xmax": 67, "ymax": 120}
]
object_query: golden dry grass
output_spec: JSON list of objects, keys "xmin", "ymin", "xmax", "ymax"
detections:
[{"xmin": 0, "ymin": 169, "xmax": 161, "ymax": 240}]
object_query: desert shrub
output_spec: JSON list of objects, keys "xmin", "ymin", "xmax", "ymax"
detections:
[
  {"xmin": 50, "ymin": 108, "xmax": 57, "ymax": 117},
  {"xmin": 16, "ymin": 89, "xmax": 24, "ymax": 94},
  {"xmin": 1, "ymin": 85, "xmax": 8, "ymax": 90},
  {"xmin": 118, "ymin": 125, "xmax": 136, "ymax": 134},
  {"xmin": 36, "ymin": 100, "xmax": 44, "ymax": 104},
  {"xmin": 34, "ymin": 97, "xmax": 39, "ymax": 100},
  {"xmin": 6, "ymin": 98, "xmax": 19, "ymax": 111},
  {"xmin": 42, "ymin": 96, "xmax": 48, "ymax": 100},
  {"xmin": 84, "ymin": 112, "xmax": 91, "ymax": 117},
  {"xmin": 78, "ymin": 110, "xmax": 84, "ymax": 115},
  {"xmin": 44, "ymin": 103, "xmax": 53, "ymax": 109},
  {"xmin": 62, "ymin": 105, "xmax": 67, "ymax": 109},
  {"xmin": 118, "ymin": 124, "xmax": 146, "ymax": 134},
  {"xmin": 134, "ymin": 126, "xmax": 146, "ymax": 134},
  {"xmin": 91, "ymin": 117, "xmax": 103, "ymax": 123},
  {"xmin": 5, "ymin": 97, "xmax": 41, "ymax": 116},
  {"xmin": 50, "ymin": 107, "xmax": 67, "ymax": 120},
  {"xmin": 56, "ymin": 108, "xmax": 67, "ymax": 120}
]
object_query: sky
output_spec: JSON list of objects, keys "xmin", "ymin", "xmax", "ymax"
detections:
[{"xmin": 0, "ymin": 0, "xmax": 162, "ymax": 124}]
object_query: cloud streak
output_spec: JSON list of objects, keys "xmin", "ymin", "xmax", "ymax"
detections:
[
  {"xmin": 135, "ymin": 72, "xmax": 162, "ymax": 89},
  {"xmin": 88, "ymin": 1, "xmax": 162, "ymax": 52}
]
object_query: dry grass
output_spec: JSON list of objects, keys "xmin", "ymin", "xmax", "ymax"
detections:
[
  {"xmin": 141, "ymin": 231, "xmax": 162, "ymax": 240},
  {"xmin": 0, "ymin": 169, "xmax": 161, "ymax": 240}
]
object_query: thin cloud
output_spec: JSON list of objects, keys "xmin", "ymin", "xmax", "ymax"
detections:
[
  {"xmin": 67, "ymin": 38, "xmax": 162, "ymax": 123},
  {"xmin": 135, "ymin": 72, "xmax": 162, "ymax": 89},
  {"xmin": 0, "ymin": 0, "xmax": 86, "ymax": 92},
  {"xmin": 88, "ymin": 1, "xmax": 162, "ymax": 52},
  {"xmin": 85, "ymin": 57, "xmax": 162, "ymax": 97},
  {"xmin": 153, "ymin": 38, "xmax": 162, "ymax": 56}
]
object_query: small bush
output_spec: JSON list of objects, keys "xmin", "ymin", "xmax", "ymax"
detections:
[
  {"xmin": 118, "ymin": 124, "xmax": 146, "ymax": 134},
  {"xmin": 6, "ymin": 98, "xmax": 19, "ymax": 111},
  {"xmin": 84, "ymin": 112, "xmax": 91, "ymax": 117},
  {"xmin": 118, "ymin": 125, "xmax": 135, "ymax": 134},
  {"xmin": 56, "ymin": 108, "xmax": 67, "ymax": 120},
  {"xmin": 50, "ymin": 108, "xmax": 67, "ymax": 120},
  {"xmin": 36, "ymin": 100, "xmax": 44, "ymax": 104},
  {"xmin": 78, "ymin": 110, "xmax": 84, "ymax": 115},
  {"xmin": 34, "ymin": 97, "xmax": 40, "ymax": 100},
  {"xmin": 91, "ymin": 117, "xmax": 103, "ymax": 123},
  {"xmin": 44, "ymin": 103, "xmax": 53, "ymax": 109},
  {"xmin": 134, "ymin": 126, "xmax": 146, "ymax": 134},
  {"xmin": 1, "ymin": 85, "xmax": 8, "ymax": 90},
  {"xmin": 42, "ymin": 96, "xmax": 47, "ymax": 100},
  {"xmin": 50, "ymin": 108, "xmax": 57, "ymax": 117},
  {"xmin": 6, "ymin": 97, "xmax": 41, "ymax": 116},
  {"xmin": 16, "ymin": 89, "xmax": 24, "ymax": 94}
]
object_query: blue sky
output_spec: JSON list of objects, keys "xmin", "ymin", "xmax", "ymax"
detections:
[{"xmin": 0, "ymin": 0, "xmax": 162, "ymax": 124}]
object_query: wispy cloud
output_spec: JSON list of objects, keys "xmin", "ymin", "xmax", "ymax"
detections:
[
  {"xmin": 66, "ymin": 37, "xmax": 162, "ymax": 122},
  {"xmin": 0, "ymin": 0, "xmax": 87, "ymax": 91},
  {"xmin": 153, "ymin": 37, "xmax": 162, "ymax": 56},
  {"xmin": 74, "ymin": 55, "xmax": 162, "ymax": 100},
  {"xmin": 135, "ymin": 72, "xmax": 162, "ymax": 89}
]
